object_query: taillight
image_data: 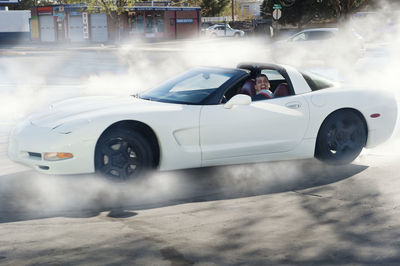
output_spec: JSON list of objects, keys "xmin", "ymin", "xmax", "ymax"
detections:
[{"xmin": 370, "ymin": 113, "xmax": 380, "ymax": 118}]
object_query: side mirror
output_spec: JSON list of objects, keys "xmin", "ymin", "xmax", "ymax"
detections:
[{"xmin": 224, "ymin": 94, "xmax": 251, "ymax": 109}]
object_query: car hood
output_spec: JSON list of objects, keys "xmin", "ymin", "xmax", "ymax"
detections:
[{"xmin": 29, "ymin": 96, "xmax": 173, "ymax": 128}]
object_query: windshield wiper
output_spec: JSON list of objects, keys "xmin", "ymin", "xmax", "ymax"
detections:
[
  {"xmin": 139, "ymin": 96, "xmax": 153, "ymax": 101},
  {"xmin": 130, "ymin": 92, "xmax": 140, "ymax": 98}
]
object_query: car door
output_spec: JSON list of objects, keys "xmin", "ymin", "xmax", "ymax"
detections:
[
  {"xmin": 215, "ymin": 26, "xmax": 225, "ymax": 37},
  {"xmin": 290, "ymin": 31, "xmax": 315, "ymax": 48},
  {"xmin": 226, "ymin": 27, "xmax": 234, "ymax": 37},
  {"xmin": 306, "ymin": 31, "xmax": 335, "ymax": 47},
  {"xmin": 199, "ymin": 94, "xmax": 310, "ymax": 162}
]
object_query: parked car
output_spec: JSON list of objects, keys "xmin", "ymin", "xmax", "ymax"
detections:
[
  {"xmin": 273, "ymin": 28, "xmax": 365, "ymax": 63},
  {"xmin": 9, "ymin": 63, "xmax": 397, "ymax": 181},
  {"xmin": 205, "ymin": 24, "xmax": 245, "ymax": 38}
]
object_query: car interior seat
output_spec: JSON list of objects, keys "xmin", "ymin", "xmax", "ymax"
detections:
[
  {"xmin": 237, "ymin": 79, "xmax": 256, "ymax": 97},
  {"xmin": 273, "ymin": 83, "xmax": 290, "ymax": 98}
]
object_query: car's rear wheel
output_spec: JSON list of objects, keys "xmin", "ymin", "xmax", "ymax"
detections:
[
  {"xmin": 315, "ymin": 110, "xmax": 367, "ymax": 165},
  {"xmin": 234, "ymin": 33, "xmax": 240, "ymax": 38},
  {"xmin": 95, "ymin": 128, "xmax": 154, "ymax": 181}
]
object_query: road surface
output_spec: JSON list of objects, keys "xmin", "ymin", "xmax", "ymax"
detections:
[{"xmin": 1, "ymin": 38, "xmax": 400, "ymax": 265}]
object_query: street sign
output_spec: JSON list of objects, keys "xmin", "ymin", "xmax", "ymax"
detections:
[
  {"xmin": 273, "ymin": 4, "xmax": 282, "ymax": 9},
  {"xmin": 273, "ymin": 9, "xmax": 282, "ymax": 20}
]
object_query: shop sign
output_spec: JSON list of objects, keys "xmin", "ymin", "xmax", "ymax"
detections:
[
  {"xmin": 176, "ymin": 18, "xmax": 193, "ymax": 23},
  {"xmin": 69, "ymin": 11, "xmax": 81, "ymax": 16},
  {"xmin": 82, "ymin": 12, "xmax": 89, "ymax": 39},
  {"xmin": 38, "ymin": 6, "xmax": 53, "ymax": 15},
  {"xmin": 53, "ymin": 6, "xmax": 65, "ymax": 20}
]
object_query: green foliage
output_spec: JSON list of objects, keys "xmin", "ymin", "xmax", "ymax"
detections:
[
  {"xmin": 200, "ymin": 0, "xmax": 230, "ymax": 16},
  {"xmin": 64, "ymin": 0, "xmax": 135, "ymax": 15},
  {"xmin": 8, "ymin": 0, "xmax": 34, "ymax": 10},
  {"xmin": 171, "ymin": 0, "xmax": 229, "ymax": 17},
  {"xmin": 171, "ymin": 0, "xmax": 202, "ymax": 7},
  {"xmin": 260, "ymin": 0, "xmax": 372, "ymax": 25},
  {"xmin": 219, "ymin": 0, "xmax": 240, "ymax": 18},
  {"xmin": 8, "ymin": 0, "xmax": 61, "ymax": 9}
]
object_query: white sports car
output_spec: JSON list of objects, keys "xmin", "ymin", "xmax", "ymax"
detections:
[{"xmin": 8, "ymin": 63, "xmax": 397, "ymax": 180}]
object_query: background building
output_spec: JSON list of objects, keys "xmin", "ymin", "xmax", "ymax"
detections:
[
  {"xmin": 30, "ymin": 4, "xmax": 201, "ymax": 43},
  {"xmin": 0, "ymin": 10, "xmax": 31, "ymax": 42}
]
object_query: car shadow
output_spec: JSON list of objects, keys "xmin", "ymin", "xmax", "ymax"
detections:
[{"xmin": 0, "ymin": 159, "xmax": 368, "ymax": 223}]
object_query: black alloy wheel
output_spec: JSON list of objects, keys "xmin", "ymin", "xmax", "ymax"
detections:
[
  {"xmin": 95, "ymin": 129, "xmax": 153, "ymax": 181},
  {"xmin": 315, "ymin": 110, "xmax": 367, "ymax": 165}
]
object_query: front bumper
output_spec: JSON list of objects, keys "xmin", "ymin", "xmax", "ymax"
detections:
[{"xmin": 8, "ymin": 121, "xmax": 97, "ymax": 175}]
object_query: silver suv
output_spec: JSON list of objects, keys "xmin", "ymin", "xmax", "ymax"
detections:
[{"xmin": 205, "ymin": 24, "xmax": 245, "ymax": 38}]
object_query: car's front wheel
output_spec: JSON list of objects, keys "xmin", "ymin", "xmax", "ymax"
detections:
[
  {"xmin": 95, "ymin": 128, "xmax": 154, "ymax": 181},
  {"xmin": 315, "ymin": 110, "xmax": 367, "ymax": 165}
]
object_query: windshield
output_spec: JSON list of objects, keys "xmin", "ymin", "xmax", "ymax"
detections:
[{"xmin": 140, "ymin": 68, "xmax": 235, "ymax": 104}]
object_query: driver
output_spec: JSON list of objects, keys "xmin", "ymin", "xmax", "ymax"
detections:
[{"xmin": 254, "ymin": 74, "xmax": 273, "ymax": 100}]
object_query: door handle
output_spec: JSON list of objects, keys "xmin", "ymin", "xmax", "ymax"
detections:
[{"xmin": 285, "ymin": 102, "xmax": 301, "ymax": 109}]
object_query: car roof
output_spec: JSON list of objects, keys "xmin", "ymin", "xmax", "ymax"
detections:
[
  {"xmin": 237, "ymin": 62, "xmax": 286, "ymax": 73},
  {"xmin": 210, "ymin": 23, "xmax": 229, "ymax": 27},
  {"xmin": 298, "ymin": 28, "xmax": 338, "ymax": 33}
]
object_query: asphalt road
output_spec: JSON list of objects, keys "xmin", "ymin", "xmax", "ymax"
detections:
[{"xmin": 1, "ymin": 38, "xmax": 400, "ymax": 265}]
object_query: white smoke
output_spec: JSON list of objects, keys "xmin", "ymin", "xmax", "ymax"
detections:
[{"xmin": 1, "ymin": 1, "xmax": 400, "ymax": 217}]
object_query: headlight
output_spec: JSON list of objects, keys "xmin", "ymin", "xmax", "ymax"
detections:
[{"xmin": 44, "ymin": 152, "xmax": 74, "ymax": 161}]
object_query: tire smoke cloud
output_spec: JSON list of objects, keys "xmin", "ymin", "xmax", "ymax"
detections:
[{"xmin": 1, "ymin": 2, "xmax": 400, "ymax": 216}]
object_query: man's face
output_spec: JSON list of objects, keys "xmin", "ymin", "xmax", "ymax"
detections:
[{"xmin": 255, "ymin": 76, "xmax": 270, "ymax": 92}]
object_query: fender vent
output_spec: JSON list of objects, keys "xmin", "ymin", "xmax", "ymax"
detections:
[{"xmin": 28, "ymin": 152, "xmax": 42, "ymax": 159}]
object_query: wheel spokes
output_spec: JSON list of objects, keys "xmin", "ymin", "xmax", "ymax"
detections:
[
  {"xmin": 101, "ymin": 144, "xmax": 118, "ymax": 156},
  {"xmin": 120, "ymin": 141, "xmax": 129, "ymax": 153},
  {"xmin": 329, "ymin": 118, "xmax": 360, "ymax": 154},
  {"xmin": 99, "ymin": 138, "xmax": 143, "ymax": 180}
]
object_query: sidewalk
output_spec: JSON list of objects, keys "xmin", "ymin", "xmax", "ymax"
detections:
[
  {"xmin": 0, "ymin": 41, "xmax": 119, "ymax": 53},
  {"xmin": 0, "ymin": 37, "xmax": 252, "ymax": 54}
]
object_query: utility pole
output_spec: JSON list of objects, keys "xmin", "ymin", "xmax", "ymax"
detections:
[{"xmin": 231, "ymin": 0, "xmax": 234, "ymax": 21}]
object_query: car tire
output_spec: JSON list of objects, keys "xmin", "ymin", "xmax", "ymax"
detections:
[
  {"xmin": 234, "ymin": 33, "xmax": 240, "ymax": 38},
  {"xmin": 315, "ymin": 110, "xmax": 367, "ymax": 165},
  {"xmin": 95, "ymin": 128, "xmax": 154, "ymax": 181}
]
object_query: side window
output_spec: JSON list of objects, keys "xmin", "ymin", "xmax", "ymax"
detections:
[
  {"xmin": 308, "ymin": 31, "xmax": 334, "ymax": 40},
  {"xmin": 301, "ymin": 72, "xmax": 334, "ymax": 91},
  {"xmin": 261, "ymin": 69, "xmax": 285, "ymax": 81},
  {"xmin": 260, "ymin": 69, "xmax": 291, "ymax": 98},
  {"xmin": 291, "ymin": 32, "xmax": 307, "ymax": 42}
]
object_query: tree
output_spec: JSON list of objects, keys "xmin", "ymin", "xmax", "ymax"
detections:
[
  {"xmin": 8, "ymin": 0, "xmax": 34, "ymax": 10},
  {"xmin": 328, "ymin": 0, "xmax": 370, "ymax": 19},
  {"xmin": 171, "ymin": 0, "xmax": 229, "ymax": 17},
  {"xmin": 170, "ymin": 0, "xmax": 202, "ymax": 7},
  {"xmin": 260, "ymin": 0, "xmax": 372, "ymax": 25},
  {"xmin": 200, "ymin": 0, "xmax": 230, "ymax": 16},
  {"xmin": 9, "ymin": 0, "xmax": 63, "ymax": 10},
  {"xmin": 65, "ymin": 0, "xmax": 134, "ymax": 15}
]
